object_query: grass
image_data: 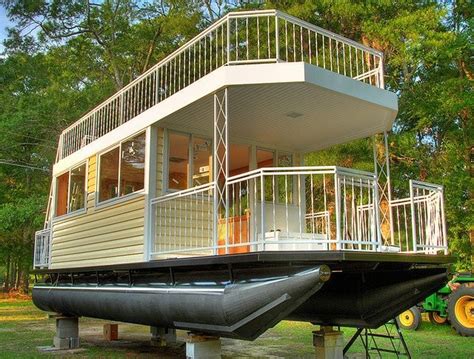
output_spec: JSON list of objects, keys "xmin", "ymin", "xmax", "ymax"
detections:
[{"xmin": 0, "ymin": 298, "xmax": 472, "ymax": 358}]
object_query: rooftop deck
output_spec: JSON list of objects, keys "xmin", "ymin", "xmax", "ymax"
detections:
[{"xmin": 57, "ymin": 9, "xmax": 385, "ymax": 161}]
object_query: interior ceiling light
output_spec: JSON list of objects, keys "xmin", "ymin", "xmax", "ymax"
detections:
[{"xmin": 285, "ymin": 111, "xmax": 303, "ymax": 119}]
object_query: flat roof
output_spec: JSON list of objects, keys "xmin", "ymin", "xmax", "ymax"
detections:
[{"xmin": 54, "ymin": 62, "xmax": 398, "ymax": 175}]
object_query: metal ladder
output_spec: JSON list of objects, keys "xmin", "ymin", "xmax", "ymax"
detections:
[{"xmin": 343, "ymin": 320, "xmax": 411, "ymax": 358}]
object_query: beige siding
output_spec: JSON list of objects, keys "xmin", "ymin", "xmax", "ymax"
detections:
[{"xmin": 50, "ymin": 154, "xmax": 145, "ymax": 269}]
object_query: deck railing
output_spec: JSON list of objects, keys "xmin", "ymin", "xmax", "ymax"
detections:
[
  {"xmin": 149, "ymin": 166, "xmax": 381, "ymax": 258},
  {"xmin": 33, "ymin": 228, "xmax": 51, "ymax": 269},
  {"xmin": 390, "ymin": 180, "xmax": 447, "ymax": 254},
  {"xmin": 57, "ymin": 9, "xmax": 384, "ymax": 160}
]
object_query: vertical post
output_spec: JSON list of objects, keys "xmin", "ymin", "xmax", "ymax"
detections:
[
  {"xmin": 378, "ymin": 55, "xmax": 385, "ymax": 89},
  {"xmin": 275, "ymin": 14, "xmax": 280, "ymax": 62},
  {"xmin": 226, "ymin": 17, "xmax": 230, "ymax": 64},
  {"xmin": 144, "ymin": 125, "xmax": 158, "ymax": 261},
  {"xmin": 213, "ymin": 89, "xmax": 229, "ymax": 254},
  {"xmin": 439, "ymin": 186, "xmax": 448, "ymax": 254},
  {"xmin": 334, "ymin": 170, "xmax": 341, "ymax": 250},
  {"xmin": 409, "ymin": 180, "xmax": 417, "ymax": 252},
  {"xmin": 373, "ymin": 131, "xmax": 393, "ymax": 246}
]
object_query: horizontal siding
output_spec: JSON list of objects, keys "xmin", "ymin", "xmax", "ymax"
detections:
[{"xmin": 51, "ymin": 162, "xmax": 145, "ymax": 269}]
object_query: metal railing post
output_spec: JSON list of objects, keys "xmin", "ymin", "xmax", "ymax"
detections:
[
  {"xmin": 440, "ymin": 187, "xmax": 448, "ymax": 254},
  {"xmin": 275, "ymin": 15, "xmax": 280, "ymax": 62},
  {"xmin": 260, "ymin": 172, "xmax": 266, "ymax": 251},
  {"xmin": 226, "ymin": 16, "xmax": 230, "ymax": 64},
  {"xmin": 373, "ymin": 175, "xmax": 382, "ymax": 251},
  {"xmin": 409, "ymin": 180, "xmax": 417, "ymax": 252},
  {"xmin": 334, "ymin": 170, "xmax": 341, "ymax": 250}
]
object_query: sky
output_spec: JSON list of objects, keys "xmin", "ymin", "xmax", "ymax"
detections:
[{"xmin": 0, "ymin": 5, "xmax": 12, "ymax": 53}]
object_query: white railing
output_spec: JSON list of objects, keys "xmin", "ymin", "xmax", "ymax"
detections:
[
  {"xmin": 390, "ymin": 180, "xmax": 447, "ymax": 254},
  {"xmin": 150, "ymin": 166, "xmax": 380, "ymax": 258},
  {"xmin": 33, "ymin": 228, "xmax": 51, "ymax": 269},
  {"xmin": 57, "ymin": 9, "xmax": 384, "ymax": 160}
]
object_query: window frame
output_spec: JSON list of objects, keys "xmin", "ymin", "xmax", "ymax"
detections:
[
  {"xmin": 96, "ymin": 131, "xmax": 146, "ymax": 208},
  {"xmin": 53, "ymin": 160, "xmax": 88, "ymax": 220},
  {"xmin": 165, "ymin": 129, "xmax": 212, "ymax": 193}
]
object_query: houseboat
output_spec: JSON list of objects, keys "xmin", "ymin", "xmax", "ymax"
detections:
[{"xmin": 32, "ymin": 9, "xmax": 450, "ymax": 350}]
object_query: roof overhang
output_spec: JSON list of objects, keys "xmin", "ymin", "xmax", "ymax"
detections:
[{"xmin": 54, "ymin": 62, "xmax": 398, "ymax": 175}]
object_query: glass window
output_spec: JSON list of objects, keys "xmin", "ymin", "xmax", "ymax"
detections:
[
  {"xmin": 56, "ymin": 172, "xmax": 69, "ymax": 217},
  {"xmin": 69, "ymin": 164, "xmax": 86, "ymax": 212},
  {"xmin": 192, "ymin": 137, "xmax": 212, "ymax": 187},
  {"xmin": 278, "ymin": 153, "xmax": 292, "ymax": 167},
  {"xmin": 168, "ymin": 132, "xmax": 190, "ymax": 190},
  {"xmin": 99, "ymin": 147, "xmax": 119, "ymax": 202},
  {"xmin": 277, "ymin": 153, "xmax": 293, "ymax": 203},
  {"xmin": 229, "ymin": 144, "xmax": 250, "ymax": 176},
  {"xmin": 120, "ymin": 133, "xmax": 146, "ymax": 196},
  {"xmin": 257, "ymin": 148, "xmax": 274, "ymax": 168}
]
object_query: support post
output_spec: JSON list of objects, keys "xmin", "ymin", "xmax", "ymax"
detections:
[
  {"xmin": 150, "ymin": 326, "xmax": 177, "ymax": 347},
  {"xmin": 213, "ymin": 89, "xmax": 229, "ymax": 254},
  {"xmin": 313, "ymin": 326, "xmax": 344, "ymax": 359},
  {"xmin": 185, "ymin": 333, "xmax": 221, "ymax": 359},
  {"xmin": 53, "ymin": 316, "xmax": 80, "ymax": 350},
  {"xmin": 373, "ymin": 131, "xmax": 393, "ymax": 246}
]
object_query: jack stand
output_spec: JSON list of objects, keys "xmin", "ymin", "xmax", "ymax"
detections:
[
  {"xmin": 313, "ymin": 326, "xmax": 344, "ymax": 359},
  {"xmin": 185, "ymin": 333, "xmax": 221, "ymax": 359},
  {"xmin": 53, "ymin": 316, "xmax": 80, "ymax": 349},
  {"xmin": 150, "ymin": 326, "xmax": 177, "ymax": 347}
]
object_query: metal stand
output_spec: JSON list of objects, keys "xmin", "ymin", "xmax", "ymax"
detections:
[{"xmin": 343, "ymin": 320, "xmax": 411, "ymax": 358}]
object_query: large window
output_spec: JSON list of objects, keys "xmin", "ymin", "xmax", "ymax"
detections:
[
  {"xmin": 98, "ymin": 132, "xmax": 145, "ymax": 203},
  {"xmin": 55, "ymin": 163, "xmax": 86, "ymax": 217},
  {"xmin": 167, "ymin": 131, "xmax": 212, "ymax": 191}
]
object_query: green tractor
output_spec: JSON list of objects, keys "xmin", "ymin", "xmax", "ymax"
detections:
[{"xmin": 397, "ymin": 273, "xmax": 474, "ymax": 336}]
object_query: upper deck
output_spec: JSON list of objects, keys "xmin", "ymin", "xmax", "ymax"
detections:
[{"xmin": 55, "ymin": 9, "xmax": 395, "ymax": 166}]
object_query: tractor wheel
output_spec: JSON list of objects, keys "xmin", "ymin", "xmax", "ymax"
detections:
[
  {"xmin": 428, "ymin": 311, "xmax": 447, "ymax": 325},
  {"xmin": 447, "ymin": 284, "xmax": 474, "ymax": 336},
  {"xmin": 397, "ymin": 306, "xmax": 421, "ymax": 330}
]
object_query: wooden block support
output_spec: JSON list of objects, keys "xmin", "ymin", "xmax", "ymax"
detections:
[{"xmin": 103, "ymin": 324, "xmax": 118, "ymax": 341}]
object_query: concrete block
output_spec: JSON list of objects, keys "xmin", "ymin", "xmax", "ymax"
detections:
[
  {"xmin": 185, "ymin": 334, "xmax": 221, "ymax": 359},
  {"xmin": 313, "ymin": 327, "xmax": 344, "ymax": 359},
  {"xmin": 54, "ymin": 317, "xmax": 80, "ymax": 349},
  {"xmin": 150, "ymin": 326, "xmax": 177, "ymax": 347},
  {"xmin": 103, "ymin": 323, "xmax": 118, "ymax": 341}
]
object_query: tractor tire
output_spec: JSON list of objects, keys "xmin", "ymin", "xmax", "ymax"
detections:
[
  {"xmin": 447, "ymin": 284, "xmax": 474, "ymax": 336},
  {"xmin": 428, "ymin": 311, "xmax": 447, "ymax": 325},
  {"xmin": 396, "ymin": 306, "xmax": 421, "ymax": 330}
]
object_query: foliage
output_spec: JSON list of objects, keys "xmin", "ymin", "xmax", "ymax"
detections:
[{"xmin": 0, "ymin": 0, "xmax": 471, "ymax": 287}]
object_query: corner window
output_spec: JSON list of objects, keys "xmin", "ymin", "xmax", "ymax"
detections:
[
  {"xmin": 55, "ymin": 163, "xmax": 86, "ymax": 217},
  {"xmin": 98, "ymin": 132, "xmax": 145, "ymax": 203}
]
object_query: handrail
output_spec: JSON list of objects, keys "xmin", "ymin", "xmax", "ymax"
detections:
[{"xmin": 57, "ymin": 9, "xmax": 385, "ymax": 161}]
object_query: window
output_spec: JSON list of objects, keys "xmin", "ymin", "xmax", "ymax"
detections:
[
  {"xmin": 55, "ymin": 163, "xmax": 86, "ymax": 217},
  {"xmin": 168, "ymin": 132, "xmax": 190, "ymax": 190},
  {"xmin": 120, "ymin": 133, "xmax": 145, "ymax": 195},
  {"xmin": 69, "ymin": 165, "xmax": 86, "ymax": 212},
  {"xmin": 192, "ymin": 137, "xmax": 212, "ymax": 187},
  {"xmin": 167, "ymin": 131, "xmax": 212, "ymax": 191},
  {"xmin": 99, "ymin": 147, "xmax": 119, "ymax": 202},
  {"xmin": 98, "ymin": 132, "xmax": 145, "ymax": 203}
]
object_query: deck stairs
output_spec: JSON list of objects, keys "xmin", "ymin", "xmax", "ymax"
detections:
[{"xmin": 344, "ymin": 320, "xmax": 411, "ymax": 358}]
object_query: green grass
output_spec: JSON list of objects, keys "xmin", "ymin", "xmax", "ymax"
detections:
[{"xmin": 0, "ymin": 298, "xmax": 472, "ymax": 358}]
